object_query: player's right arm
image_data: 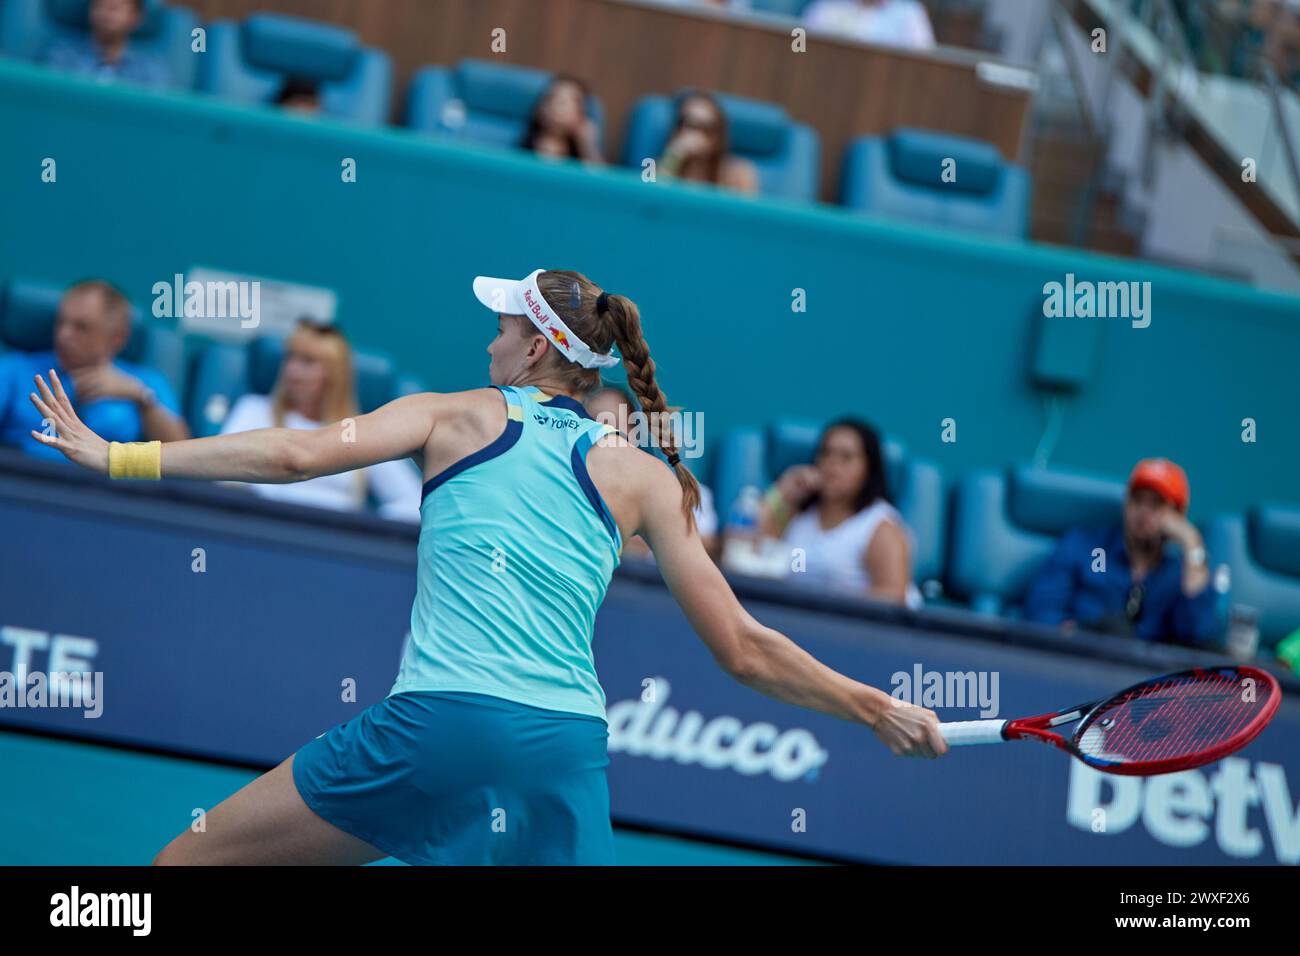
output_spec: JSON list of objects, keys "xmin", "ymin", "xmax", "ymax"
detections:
[{"xmin": 636, "ymin": 457, "xmax": 947, "ymax": 758}]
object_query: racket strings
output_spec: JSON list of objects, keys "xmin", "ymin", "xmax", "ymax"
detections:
[{"xmin": 1074, "ymin": 670, "xmax": 1273, "ymax": 765}]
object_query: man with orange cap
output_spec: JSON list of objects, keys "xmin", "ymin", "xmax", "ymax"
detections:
[{"xmin": 1023, "ymin": 458, "xmax": 1221, "ymax": 646}]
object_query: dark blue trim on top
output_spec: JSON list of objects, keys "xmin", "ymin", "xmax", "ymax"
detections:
[
  {"xmin": 571, "ymin": 429, "xmax": 620, "ymax": 546},
  {"xmin": 541, "ymin": 393, "xmax": 593, "ymax": 419},
  {"xmin": 421, "ymin": 387, "xmax": 522, "ymax": 502}
]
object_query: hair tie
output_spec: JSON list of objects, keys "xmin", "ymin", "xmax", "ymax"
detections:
[
  {"xmin": 596, "ymin": 291, "xmax": 611, "ymax": 316},
  {"xmin": 666, "ymin": 452, "xmax": 681, "ymax": 467}
]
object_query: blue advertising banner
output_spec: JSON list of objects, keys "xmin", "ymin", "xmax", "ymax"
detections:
[
  {"xmin": 2, "ymin": 456, "xmax": 1297, "ymax": 864},
  {"xmin": 595, "ymin": 577, "xmax": 1300, "ymax": 865}
]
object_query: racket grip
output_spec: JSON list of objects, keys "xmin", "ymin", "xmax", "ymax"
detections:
[{"xmin": 939, "ymin": 720, "xmax": 1008, "ymax": 746}]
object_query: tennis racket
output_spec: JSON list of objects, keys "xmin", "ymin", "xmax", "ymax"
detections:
[{"xmin": 938, "ymin": 665, "xmax": 1281, "ymax": 775}]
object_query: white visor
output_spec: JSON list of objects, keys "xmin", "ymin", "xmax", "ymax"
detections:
[{"xmin": 472, "ymin": 269, "xmax": 622, "ymax": 370}]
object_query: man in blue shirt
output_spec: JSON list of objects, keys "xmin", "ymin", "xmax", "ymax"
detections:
[
  {"xmin": 0, "ymin": 280, "xmax": 189, "ymax": 461},
  {"xmin": 42, "ymin": 0, "xmax": 170, "ymax": 89},
  {"xmin": 1023, "ymin": 458, "xmax": 1222, "ymax": 647}
]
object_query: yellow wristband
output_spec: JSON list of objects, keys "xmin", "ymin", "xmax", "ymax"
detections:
[{"xmin": 108, "ymin": 441, "xmax": 162, "ymax": 480}]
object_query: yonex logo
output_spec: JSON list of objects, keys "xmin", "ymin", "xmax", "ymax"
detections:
[{"xmin": 532, "ymin": 413, "xmax": 579, "ymax": 430}]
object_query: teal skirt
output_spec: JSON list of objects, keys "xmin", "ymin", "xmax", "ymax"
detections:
[{"xmin": 292, "ymin": 690, "xmax": 614, "ymax": 865}]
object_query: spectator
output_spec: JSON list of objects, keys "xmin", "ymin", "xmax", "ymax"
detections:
[
  {"xmin": 585, "ymin": 385, "xmax": 720, "ymax": 560},
  {"xmin": 659, "ymin": 90, "xmax": 759, "ymax": 195},
  {"xmin": 1023, "ymin": 458, "xmax": 1222, "ymax": 646},
  {"xmin": 219, "ymin": 319, "xmax": 421, "ymax": 522},
  {"xmin": 521, "ymin": 75, "xmax": 605, "ymax": 164},
  {"xmin": 758, "ymin": 419, "xmax": 920, "ymax": 607},
  {"xmin": 803, "ymin": 0, "xmax": 937, "ymax": 51},
  {"xmin": 273, "ymin": 76, "xmax": 323, "ymax": 115},
  {"xmin": 43, "ymin": 0, "xmax": 169, "ymax": 88},
  {"xmin": 642, "ymin": 0, "xmax": 753, "ymax": 9},
  {"xmin": 1254, "ymin": 0, "xmax": 1300, "ymax": 82},
  {"xmin": 0, "ymin": 280, "xmax": 188, "ymax": 459}
]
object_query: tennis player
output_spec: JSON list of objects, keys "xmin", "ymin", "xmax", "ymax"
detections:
[{"xmin": 29, "ymin": 268, "xmax": 947, "ymax": 866}]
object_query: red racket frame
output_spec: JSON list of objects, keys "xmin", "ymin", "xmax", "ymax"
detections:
[{"xmin": 1002, "ymin": 665, "xmax": 1281, "ymax": 776}]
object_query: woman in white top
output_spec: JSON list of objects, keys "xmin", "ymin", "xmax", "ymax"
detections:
[
  {"xmin": 803, "ymin": 0, "xmax": 936, "ymax": 51},
  {"xmin": 759, "ymin": 418, "xmax": 921, "ymax": 607},
  {"xmin": 220, "ymin": 319, "xmax": 422, "ymax": 522}
]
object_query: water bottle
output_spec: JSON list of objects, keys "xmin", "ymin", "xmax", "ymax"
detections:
[
  {"xmin": 1226, "ymin": 604, "xmax": 1260, "ymax": 661},
  {"xmin": 1212, "ymin": 563, "xmax": 1232, "ymax": 644},
  {"xmin": 722, "ymin": 485, "xmax": 763, "ymax": 573}
]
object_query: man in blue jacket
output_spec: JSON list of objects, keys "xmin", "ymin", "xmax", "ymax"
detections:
[
  {"xmin": 42, "ymin": 0, "xmax": 170, "ymax": 89},
  {"xmin": 1023, "ymin": 458, "xmax": 1222, "ymax": 647},
  {"xmin": 0, "ymin": 280, "xmax": 189, "ymax": 460}
]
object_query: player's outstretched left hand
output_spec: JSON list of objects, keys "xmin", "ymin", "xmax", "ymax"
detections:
[{"xmin": 29, "ymin": 369, "xmax": 110, "ymax": 474}]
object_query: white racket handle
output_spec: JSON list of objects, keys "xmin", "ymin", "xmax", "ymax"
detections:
[{"xmin": 939, "ymin": 720, "xmax": 1008, "ymax": 746}]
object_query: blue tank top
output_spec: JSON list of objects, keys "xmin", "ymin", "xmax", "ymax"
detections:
[{"xmin": 389, "ymin": 386, "xmax": 622, "ymax": 720}]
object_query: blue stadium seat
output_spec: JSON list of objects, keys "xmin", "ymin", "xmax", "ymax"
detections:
[
  {"xmin": 946, "ymin": 466, "xmax": 1127, "ymax": 615},
  {"xmin": 196, "ymin": 13, "xmax": 391, "ymax": 125},
  {"xmin": 0, "ymin": 0, "xmax": 199, "ymax": 88},
  {"xmin": 712, "ymin": 418, "xmax": 946, "ymax": 585},
  {"xmin": 185, "ymin": 340, "xmax": 246, "ymax": 437},
  {"xmin": 123, "ymin": 319, "xmax": 185, "ymax": 397},
  {"xmin": 0, "ymin": 277, "xmax": 186, "ymax": 397},
  {"xmin": 621, "ymin": 91, "xmax": 820, "ymax": 201},
  {"xmin": 713, "ymin": 425, "xmax": 767, "ymax": 525},
  {"xmin": 0, "ymin": 279, "xmax": 67, "ymax": 351},
  {"xmin": 840, "ymin": 128, "xmax": 1031, "ymax": 238},
  {"xmin": 1206, "ymin": 505, "xmax": 1300, "ymax": 650},
  {"xmin": 749, "ymin": 0, "xmax": 815, "ymax": 16},
  {"xmin": 404, "ymin": 59, "xmax": 606, "ymax": 152}
]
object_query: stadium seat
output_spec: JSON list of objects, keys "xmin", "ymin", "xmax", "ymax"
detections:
[
  {"xmin": 621, "ymin": 91, "xmax": 820, "ymax": 201},
  {"xmin": 946, "ymin": 466, "xmax": 1127, "ymax": 615},
  {"xmin": 0, "ymin": 277, "xmax": 186, "ymax": 397},
  {"xmin": 840, "ymin": 128, "xmax": 1031, "ymax": 238},
  {"xmin": 712, "ymin": 418, "xmax": 946, "ymax": 585},
  {"xmin": 0, "ymin": 279, "xmax": 67, "ymax": 351},
  {"xmin": 196, "ymin": 13, "xmax": 392, "ymax": 125},
  {"xmin": 404, "ymin": 59, "xmax": 606, "ymax": 152},
  {"xmin": 1206, "ymin": 505, "xmax": 1300, "ymax": 651},
  {"xmin": 123, "ymin": 319, "xmax": 185, "ymax": 397},
  {"xmin": 0, "ymin": 0, "xmax": 199, "ymax": 88},
  {"xmin": 185, "ymin": 339, "xmax": 247, "ymax": 438},
  {"xmin": 713, "ymin": 425, "xmax": 767, "ymax": 526},
  {"xmin": 748, "ymin": 0, "xmax": 815, "ymax": 16}
]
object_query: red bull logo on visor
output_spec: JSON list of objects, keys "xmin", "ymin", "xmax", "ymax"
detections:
[{"xmin": 523, "ymin": 287, "xmax": 576, "ymax": 356}]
